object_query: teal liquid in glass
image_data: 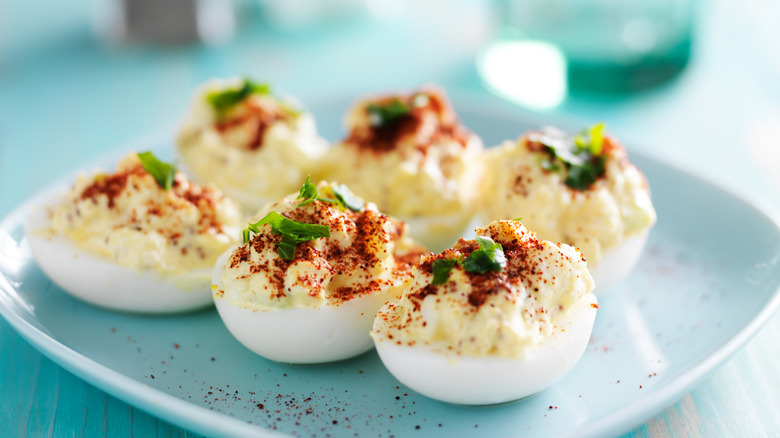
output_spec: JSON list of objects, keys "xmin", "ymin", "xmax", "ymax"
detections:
[{"xmin": 478, "ymin": 0, "xmax": 694, "ymax": 106}]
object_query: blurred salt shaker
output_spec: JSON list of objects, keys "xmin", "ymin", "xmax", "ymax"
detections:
[{"xmin": 94, "ymin": 0, "xmax": 235, "ymax": 45}]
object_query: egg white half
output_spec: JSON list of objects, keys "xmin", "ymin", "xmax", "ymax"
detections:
[
  {"xmin": 26, "ymin": 191, "xmax": 214, "ymax": 313},
  {"xmin": 590, "ymin": 230, "xmax": 649, "ymax": 294},
  {"xmin": 372, "ymin": 292, "xmax": 598, "ymax": 405},
  {"xmin": 212, "ymin": 248, "xmax": 394, "ymax": 364}
]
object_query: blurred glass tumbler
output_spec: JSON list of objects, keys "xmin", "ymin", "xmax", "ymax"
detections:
[{"xmin": 489, "ymin": 0, "xmax": 694, "ymax": 94}]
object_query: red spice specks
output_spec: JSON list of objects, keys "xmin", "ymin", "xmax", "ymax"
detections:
[
  {"xmin": 215, "ymin": 99, "xmax": 287, "ymax": 151},
  {"xmin": 345, "ymin": 88, "xmax": 471, "ymax": 155},
  {"xmin": 234, "ymin": 198, "xmax": 423, "ymax": 305},
  {"xmin": 80, "ymin": 166, "xmax": 145, "ymax": 208}
]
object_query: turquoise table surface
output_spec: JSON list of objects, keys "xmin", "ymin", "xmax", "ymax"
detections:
[{"xmin": 2, "ymin": 0, "xmax": 779, "ymax": 436}]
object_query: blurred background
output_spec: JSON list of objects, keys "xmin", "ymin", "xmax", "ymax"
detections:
[
  {"xmin": 1, "ymin": 0, "xmax": 779, "ymax": 436},
  {"xmin": 1, "ymin": 0, "xmax": 779, "ymax": 209}
]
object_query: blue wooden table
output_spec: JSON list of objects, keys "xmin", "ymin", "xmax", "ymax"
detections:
[{"xmin": 1, "ymin": 0, "xmax": 779, "ymax": 436}]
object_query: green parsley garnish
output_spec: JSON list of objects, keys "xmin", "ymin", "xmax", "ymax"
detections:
[
  {"xmin": 296, "ymin": 177, "xmax": 363, "ymax": 212},
  {"xmin": 137, "ymin": 151, "xmax": 176, "ymax": 190},
  {"xmin": 429, "ymin": 236, "xmax": 506, "ymax": 285},
  {"xmin": 366, "ymin": 93, "xmax": 431, "ymax": 128},
  {"xmin": 330, "ymin": 184, "xmax": 363, "ymax": 212},
  {"xmin": 574, "ymin": 122, "xmax": 605, "ymax": 155},
  {"xmin": 431, "ymin": 258, "xmax": 461, "ymax": 285},
  {"xmin": 243, "ymin": 211, "xmax": 330, "ymax": 260},
  {"xmin": 462, "ymin": 236, "xmax": 507, "ymax": 274},
  {"xmin": 367, "ymin": 99, "xmax": 410, "ymax": 128},
  {"xmin": 297, "ymin": 176, "xmax": 319, "ymax": 206},
  {"xmin": 206, "ymin": 79, "xmax": 271, "ymax": 117},
  {"xmin": 532, "ymin": 123, "xmax": 608, "ymax": 191}
]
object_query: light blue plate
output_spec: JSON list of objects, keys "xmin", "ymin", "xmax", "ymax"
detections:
[{"xmin": 1, "ymin": 103, "xmax": 779, "ymax": 438}]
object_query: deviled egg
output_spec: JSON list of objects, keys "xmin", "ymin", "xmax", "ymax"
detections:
[
  {"xmin": 371, "ymin": 220, "xmax": 597, "ymax": 405},
  {"xmin": 177, "ymin": 78, "xmax": 328, "ymax": 212},
  {"xmin": 26, "ymin": 152, "xmax": 243, "ymax": 313},
  {"xmin": 482, "ymin": 124, "xmax": 656, "ymax": 292},
  {"xmin": 212, "ymin": 179, "xmax": 425, "ymax": 364},
  {"xmin": 316, "ymin": 86, "xmax": 484, "ymax": 252}
]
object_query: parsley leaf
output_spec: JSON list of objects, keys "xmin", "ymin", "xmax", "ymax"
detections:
[
  {"xmin": 462, "ymin": 236, "xmax": 506, "ymax": 274},
  {"xmin": 296, "ymin": 177, "xmax": 364, "ymax": 212},
  {"xmin": 431, "ymin": 258, "xmax": 460, "ymax": 285},
  {"xmin": 565, "ymin": 156, "xmax": 605, "ymax": 190},
  {"xmin": 331, "ymin": 183, "xmax": 363, "ymax": 212},
  {"xmin": 587, "ymin": 122, "xmax": 605, "ymax": 155},
  {"xmin": 253, "ymin": 212, "xmax": 330, "ymax": 241},
  {"xmin": 531, "ymin": 123, "xmax": 608, "ymax": 191},
  {"xmin": 276, "ymin": 238, "xmax": 299, "ymax": 260},
  {"xmin": 297, "ymin": 176, "xmax": 319, "ymax": 207},
  {"xmin": 207, "ymin": 79, "xmax": 270, "ymax": 117},
  {"xmin": 243, "ymin": 211, "xmax": 330, "ymax": 259},
  {"xmin": 367, "ymin": 99, "xmax": 410, "ymax": 128},
  {"xmin": 429, "ymin": 237, "xmax": 506, "ymax": 284},
  {"xmin": 137, "ymin": 151, "xmax": 176, "ymax": 190}
]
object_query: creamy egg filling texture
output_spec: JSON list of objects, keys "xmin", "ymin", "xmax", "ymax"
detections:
[
  {"xmin": 372, "ymin": 220, "xmax": 596, "ymax": 359},
  {"xmin": 177, "ymin": 78, "xmax": 328, "ymax": 212},
  {"xmin": 483, "ymin": 127, "xmax": 656, "ymax": 267},
  {"xmin": 211, "ymin": 181, "xmax": 426, "ymax": 363},
  {"xmin": 214, "ymin": 182, "xmax": 425, "ymax": 311},
  {"xmin": 315, "ymin": 87, "xmax": 483, "ymax": 250},
  {"xmin": 49, "ymin": 153, "xmax": 243, "ymax": 274}
]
